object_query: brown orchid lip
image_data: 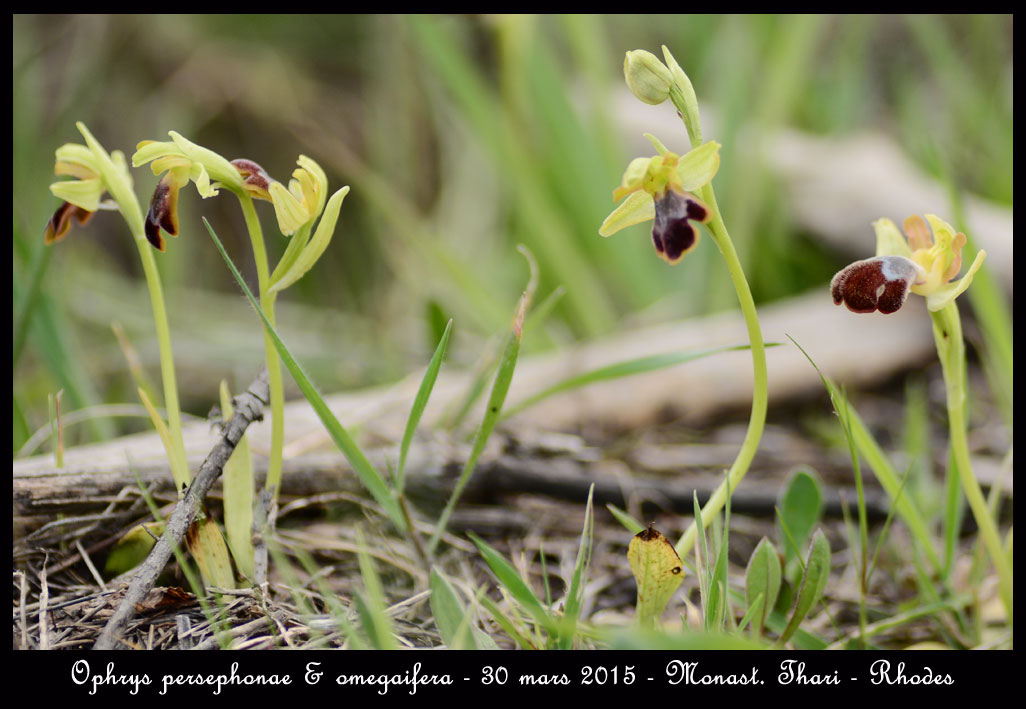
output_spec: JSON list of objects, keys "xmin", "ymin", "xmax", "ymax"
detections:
[
  {"xmin": 144, "ymin": 174, "xmax": 180, "ymax": 251},
  {"xmin": 830, "ymin": 256, "xmax": 919, "ymax": 314},
  {"xmin": 44, "ymin": 201, "xmax": 95, "ymax": 244}
]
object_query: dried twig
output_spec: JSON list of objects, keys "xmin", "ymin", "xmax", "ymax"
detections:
[{"xmin": 93, "ymin": 370, "xmax": 270, "ymax": 650}]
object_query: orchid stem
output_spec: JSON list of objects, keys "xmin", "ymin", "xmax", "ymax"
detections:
[
  {"xmin": 668, "ymin": 94, "xmax": 769, "ymax": 559},
  {"xmin": 136, "ymin": 239, "xmax": 190, "ymax": 491},
  {"xmin": 931, "ymin": 303, "xmax": 1012, "ymax": 626},
  {"xmin": 238, "ymin": 194, "xmax": 284, "ymax": 499}
]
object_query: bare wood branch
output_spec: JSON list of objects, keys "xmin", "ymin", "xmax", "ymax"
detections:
[{"xmin": 93, "ymin": 370, "xmax": 269, "ymax": 650}]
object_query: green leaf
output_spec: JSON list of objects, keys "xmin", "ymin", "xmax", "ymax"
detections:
[
  {"xmin": 778, "ymin": 529, "xmax": 831, "ymax": 646},
  {"xmin": 629, "ymin": 525, "xmax": 685, "ymax": 627},
  {"xmin": 777, "ymin": 468, "xmax": 823, "ymax": 568},
  {"xmin": 220, "ymin": 380, "xmax": 254, "ymax": 580},
  {"xmin": 745, "ymin": 537, "xmax": 782, "ymax": 638},
  {"xmin": 429, "ymin": 567, "xmax": 477, "ymax": 649},
  {"xmin": 104, "ymin": 522, "xmax": 162, "ymax": 577},
  {"xmin": 204, "ymin": 217, "xmax": 405, "ymax": 531},
  {"xmin": 397, "ymin": 319, "xmax": 452, "ymax": 493},
  {"xmin": 187, "ymin": 516, "xmax": 236, "ymax": 591}
]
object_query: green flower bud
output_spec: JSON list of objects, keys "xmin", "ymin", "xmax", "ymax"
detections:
[{"xmin": 624, "ymin": 49, "xmax": 672, "ymax": 105}]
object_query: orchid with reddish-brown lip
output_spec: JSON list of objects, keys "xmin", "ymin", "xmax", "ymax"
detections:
[
  {"xmin": 44, "ymin": 122, "xmax": 193, "ymax": 498},
  {"xmin": 132, "ymin": 131, "xmax": 243, "ymax": 250},
  {"xmin": 831, "ymin": 214, "xmax": 986, "ymax": 314},
  {"xmin": 45, "ymin": 140, "xmax": 130, "ymax": 244},
  {"xmin": 598, "ymin": 134, "xmax": 720, "ymax": 264}
]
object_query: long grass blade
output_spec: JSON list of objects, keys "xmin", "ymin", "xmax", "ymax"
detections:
[
  {"xmin": 429, "ymin": 294, "xmax": 526, "ymax": 553},
  {"xmin": 204, "ymin": 217, "xmax": 405, "ymax": 531},
  {"xmin": 397, "ymin": 319, "xmax": 452, "ymax": 493},
  {"xmin": 467, "ymin": 531, "xmax": 558, "ymax": 637}
]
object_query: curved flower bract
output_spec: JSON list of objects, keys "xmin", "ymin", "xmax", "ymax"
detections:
[
  {"xmin": 599, "ymin": 136, "xmax": 720, "ymax": 264},
  {"xmin": 832, "ymin": 214, "xmax": 986, "ymax": 314}
]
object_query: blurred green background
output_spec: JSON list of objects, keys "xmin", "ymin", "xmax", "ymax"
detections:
[{"xmin": 12, "ymin": 14, "xmax": 1013, "ymax": 453}]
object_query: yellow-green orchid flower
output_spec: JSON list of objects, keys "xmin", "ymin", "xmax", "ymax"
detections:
[
  {"xmin": 831, "ymin": 214, "xmax": 986, "ymax": 314},
  {"xmin": 599, "ymin": 135, "xmax": 720, "ymax": 264},
  {"xmin": 267, "ymin": 156, "xmax": 349, "ymax": 293},
  {"xmin": 264, "ymin": 155, "xmax": 328, "ymax": 237},
  {"xmin": 45, "ymin": 126, "xmax": 136, "ymax": 244},
  {"xmin": 133, "ymin": 131, "xmax": 246, "ymax": 250}
]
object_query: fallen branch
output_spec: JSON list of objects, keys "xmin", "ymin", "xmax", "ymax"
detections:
[{"xmin": 93, "ymin": 370, "xmax": 269, "ymax": 650}]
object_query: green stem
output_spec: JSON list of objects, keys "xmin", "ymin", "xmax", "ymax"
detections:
[
  {"xmin": 136, "ymin": 240, "xmax": 190, "ymax": 490},
  {"xmin": 930, "ymin": 303, "xmax": 1013, "ymax": 625},
  {"xmin": 667, "ymin": 74, "xmax": 769, "ymax": 559},
  {"xmin": 675, "ymin": 184, "xmax": 768, "ymax": 558},
  {"xmin": 238, "ymin": 194, "xmax": 284, "ymax": 498}
]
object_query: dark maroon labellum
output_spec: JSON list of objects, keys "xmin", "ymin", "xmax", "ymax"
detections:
[
  {"xmin": 652, "ymin": 189, "xmax": 705, "ymax": 264},
  {"xmin": 830, "ymin": 256, "xmax": 920, "ymax": 314}
]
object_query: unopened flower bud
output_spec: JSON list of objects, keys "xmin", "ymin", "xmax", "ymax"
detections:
[{"xmin": 624, "ymin": 50, "xmax": 672, "ymax": 105}]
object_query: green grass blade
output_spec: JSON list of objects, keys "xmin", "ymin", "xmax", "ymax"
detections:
[
  {"xmin": 292, "ymin": 546, "xmax": 363, "ymax": 648},
  {"xmin": 478, "ymin": 593, "xmax": 534, "ymax": 649},
  {"xmin": 12, "ymin": 237, "xmax": 53, "ymax": 370},
  {"xmin": 692, "ymin": 490, "xmax": 710, "ymax": 615},
  {"xmin": 606, "ymin": 504, "xmax": 645, "ymax": 535},
  {"xmin": 788, "ymin": 335, "xmax": 941, "ymax": 574},
  {"xmin": 406, "ymin": 15, "xmax": 616, "ymax": 337},
  {"xmin": 706, "ymin": 472, "xmax": 733, "ymax": 633},
  {"xmin": 521, "ymin": 286, "xmax": 565, "ymax": 336},
  {"xmin": 354, "ymin": 530, "xmax": 397, "ymax": 650},
  {"xmin": 558, "ymin": 484, "xmax": 594, "ymax": 649},
  {"xmin": 12, "ymin": 394, "xmax": 31, "ymax": 453},
  {"xmin": 467, "ymin": 531, "xmax": 558, "ymax": 637},
  {"xmin": 204, "ymin": 217, "xmax": 405, "ymax": 531},
  {"xmin": 429, "ymin": 295, "xmax": 525, "ymax": 553},
  {"xmin": 397, "ymin": 319, "xmax": 452, "ymax": 493}
]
